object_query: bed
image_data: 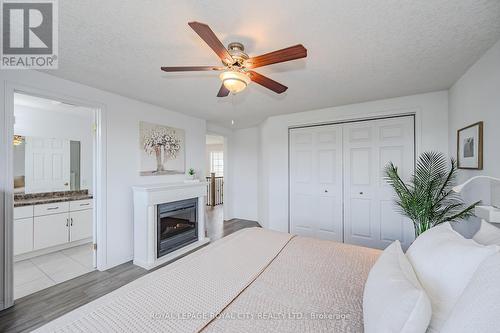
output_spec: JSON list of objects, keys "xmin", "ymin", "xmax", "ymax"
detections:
[{"xmin": 35, "ymin": 228, "xmax": 380, "ymax": 333}]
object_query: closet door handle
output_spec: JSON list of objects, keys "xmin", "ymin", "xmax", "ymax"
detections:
[
  {"xmin": 66, "ymin": 218, "xmax": 69, "ymax": 227},
  {"xmin": 70, "ymin": 217, "xmax": 73, "ymax": 226}
]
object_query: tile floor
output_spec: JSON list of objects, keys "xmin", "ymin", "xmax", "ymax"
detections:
[{"xmin": 14, "ymin": 243, "xmax": 95, "ymax": 299}]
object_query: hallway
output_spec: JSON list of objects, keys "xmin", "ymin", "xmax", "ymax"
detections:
[{"xmin": 205, "ymin": 205, "xmax": 260, "ymax": 241}]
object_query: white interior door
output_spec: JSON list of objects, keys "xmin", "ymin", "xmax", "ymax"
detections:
[
  {"xmin": 290, "ymin": 125, "xmax": 343, "ymax": 241},
  {"xmin": 25, "ymin": 137, "xmax": 71, "ymax": 193},
  {"xmin": 343, "ymin": 116, "xmax": 414, "ymax": 249}
]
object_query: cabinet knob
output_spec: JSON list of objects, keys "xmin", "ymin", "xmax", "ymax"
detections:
[
  {"xmin": 359, "ymin": 192, "xmax": 364, "ymax": 195},
  {"xmin": 324, "ymin": 190, "xmax": 328, "ymax": 193}
]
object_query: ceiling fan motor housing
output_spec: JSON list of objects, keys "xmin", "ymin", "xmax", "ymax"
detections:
[{"xmin": 225, "ymin": 42, "xmax": 249, "ymax": 66}]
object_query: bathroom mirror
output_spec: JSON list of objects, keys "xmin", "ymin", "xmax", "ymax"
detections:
[{"xmin": 13, "ymin": 135, "xmax": 88, "ymax": 194}]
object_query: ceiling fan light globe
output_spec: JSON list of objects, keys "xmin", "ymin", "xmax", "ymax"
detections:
[{"xmin": 219, "ymin": 71, "xmax": 250, "ymax": 94}]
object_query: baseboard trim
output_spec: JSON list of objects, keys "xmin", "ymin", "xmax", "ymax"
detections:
[{"xmin": 14, "ymin": 238, "xmax": 92, "ymax": 262}]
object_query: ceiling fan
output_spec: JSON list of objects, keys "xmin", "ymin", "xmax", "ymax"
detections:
[{"xmin": 161, "ymin": 22, "xmax": 307, "ymax": 97}]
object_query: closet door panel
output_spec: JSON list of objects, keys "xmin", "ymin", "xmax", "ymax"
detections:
[
  {"xmin": 290, "ymin": 135, "xmax": 315, "ymax": 236},
  {"xmin": 291, "ymin": 194, "xmax": 316, "ymax": 237},
  {"xmin": 343, "ymin": 116, "xmax": 414, "ymax": 250},
  {"xmin": 290, "ymin": 125, "xmax": 343, "ymax": 241},
  {"xmin": 380, "ymin": 200, "xmax": 405, "ymax": 241},
  {"xmin": 350, "ymin": 198, "xmax": 372, "ymax": 237}
]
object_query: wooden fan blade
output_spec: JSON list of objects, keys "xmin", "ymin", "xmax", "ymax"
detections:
[
  {"xmin": 245, "ymin": 44, "xmax": 307, "ymax": 69},
  {"xmin": 188, "ymin": 22, "xmax": 234, "ymax": 64},
  {"xmin": 161, "ymin": 66, "xmax": 224, "ymax": 72},
  {"xmin": 217, "ymin": 84, "xmax": 230, "ymax": 97},
  {"xmin": 247, "ymin": 70, "xmax": 288, "ymax": 94}
]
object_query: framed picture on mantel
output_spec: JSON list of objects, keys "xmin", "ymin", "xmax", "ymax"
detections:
[{"xmin": 457, "ymin": 121, "xmax": 483, "ymax": 170}]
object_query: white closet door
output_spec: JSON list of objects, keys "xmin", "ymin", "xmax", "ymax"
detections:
[
  {"xmin": 343, "ymin": 116, "xmax": 414, "ymax": 249},
  {"xmin": 290, "ymin": 125, "xmax": 343, "ymax": 241},
  {"xmin": 25, "ymin": 137, "xmax": 71, "ymax": 193}
]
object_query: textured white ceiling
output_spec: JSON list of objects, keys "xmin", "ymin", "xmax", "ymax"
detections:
[{"xmin": 46, "ymin": 0, "xmax": 500, "ymax": 128}]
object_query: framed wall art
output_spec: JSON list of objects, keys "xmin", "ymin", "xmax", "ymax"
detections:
[
  {"xmin": 457, "ymin": 121, "xmax": 483, "ymax": 170},
  {"xmin": 139, "ymin": 121, "xmax": 185, "ymax": 176}
]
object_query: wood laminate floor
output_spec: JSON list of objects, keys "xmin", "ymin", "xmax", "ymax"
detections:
[{"xmin": 0, "ymin": 205, "xmax": 260, "ymax": 333}]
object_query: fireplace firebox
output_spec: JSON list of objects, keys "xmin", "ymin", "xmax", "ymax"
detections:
[{"xmin": 157, "ymin": 198, "xmax": 198, "ymax": 258}]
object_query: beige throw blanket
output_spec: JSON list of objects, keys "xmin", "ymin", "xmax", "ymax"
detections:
[{"xmin": 35, "ymin": 228, "xmax": 380, "ymax": 333}]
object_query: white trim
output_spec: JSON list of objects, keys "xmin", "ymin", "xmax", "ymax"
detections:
[
  {"xmin": 2, "ymin": 82, "xmax": 108, "ymax": 308},
  {"xmin": 94, "ymin": 105, "xmax": 108, "ymax": 271},
  {"xmin": 2, "ymin": 83, "xmax": 15, "ymax": 308},
  {"xmin": 14, "ymin": 238, "xmax": 92, "ymax": 262}
]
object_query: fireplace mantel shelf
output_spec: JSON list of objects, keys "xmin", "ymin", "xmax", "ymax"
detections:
[
  {"xmin": 132, "ymin": 182, "xmax": 209, "ymax": 270},
  {"xmin": 132, "ymin": 181, "xmax": 207, "ymax": 192}
]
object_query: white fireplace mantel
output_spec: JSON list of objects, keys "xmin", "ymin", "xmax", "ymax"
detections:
[{"xmin": 132, "ymin": 182, "xmax": 209, "ymax": 270}]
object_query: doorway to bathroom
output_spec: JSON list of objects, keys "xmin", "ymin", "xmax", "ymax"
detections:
[{"xmin": 11, "ymin": 92, "xmax": 97, "ymax": 300}]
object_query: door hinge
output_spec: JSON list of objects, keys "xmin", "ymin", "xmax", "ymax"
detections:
[{"xmin": 93, "ymin": 243, "xmax": 97, "ymax": 251}]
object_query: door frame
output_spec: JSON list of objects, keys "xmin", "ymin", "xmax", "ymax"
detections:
[
  {"xmin": 288, "ymin": 110, "xmax": 420, "ymax": 234},
  {"xmin": 206, "ymin": 130, "xmax": 230, "ymax": 220},
  {"xmin": 2, "ymin": 82, "xmax": 108, "ymax": 308}
]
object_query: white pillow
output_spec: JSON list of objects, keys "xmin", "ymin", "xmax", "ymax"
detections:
[
  {"xmin": 440, "ymin": 252, "xmax": 500, "ymax": 333},
  {"xmin": 406, "ymin": 223, "xmax": 499, "ymax": 332},
  {"xmin": 473, "ymin": 220, "xmax": 500, "ymax": 246},
  {"xmin": 363, "ymin": 240, "xmax": 432, "ymax": 333}
]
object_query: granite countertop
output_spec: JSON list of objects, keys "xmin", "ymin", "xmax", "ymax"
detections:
[{"xmin": 14, "ymin": 190, "xmax": 93, "ymax": 207}]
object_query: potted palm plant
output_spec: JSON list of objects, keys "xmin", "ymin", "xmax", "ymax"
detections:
[{"xmin": 384, "ymin": 151, "xmax": 479, "ymax": 237}]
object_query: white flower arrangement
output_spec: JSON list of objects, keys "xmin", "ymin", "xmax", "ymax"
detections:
[
  {"xmin": 163, "ymin": 130, "xmax": 181, "ymax": 160},
  {"xmin": 143, "ymin": 127, "xmax": 167, "ymax": 154},
  {"xmin": 143, "ymin": 126, "xmax": 182, "ymax": 172}
]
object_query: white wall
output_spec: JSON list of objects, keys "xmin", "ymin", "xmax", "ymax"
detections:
[
  {"xmin": 228, "ymin": 127, "xmax": 260, "ymax": 221},
  {"xmin": 259, "ymin": 91, "xmax": 449, "ymax": 231},
  {"xmin": 14, "ymin": 105, "xmax": 94, "ymax": 193},
  {"xmin": 0, "ymin": 70, "xmax": 206, "ymax": 271},
  {"xmin": 449, "ymin": 39, "xmax": 500, "ymax": 184}
]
